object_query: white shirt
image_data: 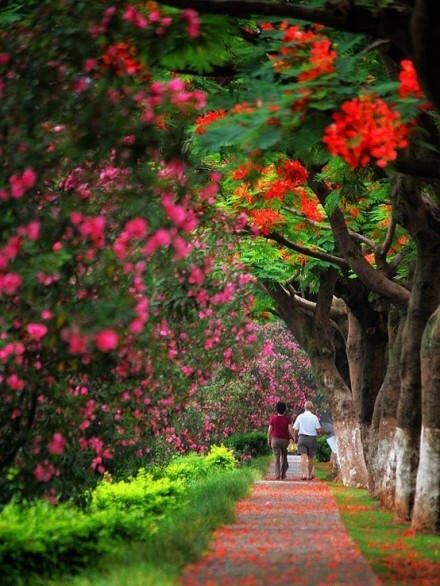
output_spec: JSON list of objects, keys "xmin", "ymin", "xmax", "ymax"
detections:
[{"xmin": 293, "ymin": 410, "xmax": 321, "ymax": 436}]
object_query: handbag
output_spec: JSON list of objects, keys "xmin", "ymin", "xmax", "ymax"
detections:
[{"xmin": 287, "ymin": 441, "xmax": 297, "ymax": 454}]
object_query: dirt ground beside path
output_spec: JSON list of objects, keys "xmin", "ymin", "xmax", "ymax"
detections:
[{"xmin": 180, "ymin": 456, "xmax": 381, "ymax": 586}]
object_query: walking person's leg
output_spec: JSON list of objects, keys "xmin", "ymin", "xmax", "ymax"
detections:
[
  {"xmin": 272, "ymin": 439, "xmax": 282, "ymax": 479},
  {"xmin": 307, "ymin": 456, "xmax": 315, "ymax": 479},
  {"xmin": 297, "ymin": 435, "xmax": 309, "ymax": 479},
  {"xmin": 308, "ymin": 437, "xmax": 318, "ymax": 479},
  {"xmin": 281, "ymin": 440, "xmax": 289, "ymax": 479},
  {"xmin": 300, "ymin": 453, "xmax": 308, "ymax": 479}
]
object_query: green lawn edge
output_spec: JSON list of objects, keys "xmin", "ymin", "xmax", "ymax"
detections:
[{"xmin": 315, "ymin": 462, "xmax": 440, "ymax": 585}]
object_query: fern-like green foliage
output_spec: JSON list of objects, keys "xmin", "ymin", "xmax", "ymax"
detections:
[
  {"xmin": 159, "ymin": 15, "xmax": 243, "ymax": 73},
  {"xmin": 353, "ymin": 0, "xmax": 394, "ymax": 13}
]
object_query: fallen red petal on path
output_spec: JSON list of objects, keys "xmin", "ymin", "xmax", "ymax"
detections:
[{"xmin": 180, "ymin": 458, "xmax": 381, "ymax": 585}]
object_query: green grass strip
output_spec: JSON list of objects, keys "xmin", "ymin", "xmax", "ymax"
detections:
[{"xmin": 316, "ymin": 463, "xmax": 440, "ymax": 585}]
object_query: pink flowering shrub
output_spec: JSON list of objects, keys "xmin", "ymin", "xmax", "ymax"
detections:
[
  {"xmin": 0, "ymin": 3, "xmax": 257, "ymax": 501},
  {"xmin": 169, "ymin": 321, "xmax": 320, "ymax": 454}
]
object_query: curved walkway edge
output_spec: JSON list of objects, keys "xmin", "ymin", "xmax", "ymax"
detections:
[{"xmin": 180, "ymin": 455, "xmax": 382, "ymax": 586}]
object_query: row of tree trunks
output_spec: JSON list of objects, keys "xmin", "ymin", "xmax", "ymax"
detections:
[{"xmin": 391, "ymin": 173, "xmax": 440, "ymax": 527}]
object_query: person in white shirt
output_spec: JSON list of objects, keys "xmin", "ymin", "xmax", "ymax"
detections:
[{"xmin": 293, "ymin": 400, "xmax": 323, "ymax": 480}]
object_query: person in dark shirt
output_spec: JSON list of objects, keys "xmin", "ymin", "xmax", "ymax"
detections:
[{"xmin": 267, "ymin": 401, "xmax": 295, "ymax": 480}]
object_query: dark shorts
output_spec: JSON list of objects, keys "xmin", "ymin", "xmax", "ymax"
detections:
[{"xmin": 297, "ymin": 434, "xmax": 318, "ymax": 456}]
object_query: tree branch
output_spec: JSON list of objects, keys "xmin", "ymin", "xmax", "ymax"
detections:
[
  {"xmin": 394, "ymin": 156, "xmax": 440, "ymax": 179},
  {"xmin": 308, "ymin": 174, "xmax": 411, "ymax": 307},
  {"xmin": 265, "ymin": 230, "xmax": 348, "ymax": 269},
  {"xmin": 282, "ymin": 205, "xmax": 376, "ymax": 251},
  {"xmin": 378, "ymin": 214, "xmax": 397, "ymax": 258},
  {"xmin": 161, "ymin": 0, "xmax": 412, "ymax": 52}
]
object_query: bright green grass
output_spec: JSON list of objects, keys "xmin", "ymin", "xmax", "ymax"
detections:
[
  {"xmin": 315, "ymin": 462, "xmax": 440, "ymax": 584},
  {"xmin": 32, "ymin": 456, "xmax": 270, "ymax": 586}
]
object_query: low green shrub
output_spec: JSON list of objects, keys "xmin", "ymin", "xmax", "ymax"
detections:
[
  {"xmin": 87, "ymin": 468, "xmax": 186, "ymax": 540},
  {"xmin": 164, "ymin": 453, "xmax": 209, "ymax": 482},
  {"xmin": 224, "ymin": 431, "xmax": 271, "ymax": 458},
  {"xmin": 204, "ymin": 444, "xmax": 236, "ymax": 471},
  {"xmin": 164, "ymin": 444, "xmax": 235, "ymax": 483},
  {"xmin": 315, "ymin": 435, "xmax": 332, "ymax": 462},
  {"xmin": 0, "ymin": 499, "xmax": 110, "ymax": 585},
  {"xmin": 0, "ymin": 449, "xmax": 244, "ymax": 585},
  {"xmin": 89, "ymin": 468, "xmax": 185, "ymax": 515}
]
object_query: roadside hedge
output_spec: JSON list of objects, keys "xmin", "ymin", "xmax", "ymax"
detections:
[{"xmin": 0, "ymin": 445, "xmax": 238, "ymax": 585}]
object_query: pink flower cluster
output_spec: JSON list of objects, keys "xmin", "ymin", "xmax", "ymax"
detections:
[
  {"xmin": 90, "ymin": 6, "xmax": 116, "ymax": 38},
  {"xmin": 49, "ymin": 432, "xmax": 66, "ymax": 455},
  {"xmin": 113, "ymin": 217, "xmax": 148, "ymax": 259},
  {"xmin": 181, "ymin": 8, "xmax": 200, "ymax": 38},
  {"xmin": 0, "ymin": 341, "xmax": 25, "ymax": 361},
  {"xmin": 123, "ymin": 4, "xmax": 172, "ymax": 35},
  {"xmin": 71, "ymin": 213, "xmax": 107, "ymax": 248},
  {"xmin": 34, "ymin": 460, "xmax": 59, "ymax": 482},
  {"xmin": 0, "ymin": 168, "xmax": 37, "ymax": 200},
  {"xmin": 0, "ymin": 272, "xmax": 22, "ymax": 296},
  {"xmin": 27, "ymin": 323, "xmax": 48, "ymax": 341},
  {"xmin": 138, "ymin": 78, "xmax": 206, "ymax": 124}
]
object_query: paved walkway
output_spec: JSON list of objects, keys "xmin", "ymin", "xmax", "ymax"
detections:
[{"xmin": 180, "ymin": 455, "xmax": 381, "ymax": 585}]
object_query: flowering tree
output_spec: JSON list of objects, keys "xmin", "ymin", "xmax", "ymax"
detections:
[
  {"xmin": 177, "ymin": 321, "xmax": 319, "ymax": 449},
  {"xmin": 158, "ymin": 0, "xmax": 440, "ymax": 534},
  {"xmin": 0, "ymin": 1, "xmax": 261, "ymax": 501}
]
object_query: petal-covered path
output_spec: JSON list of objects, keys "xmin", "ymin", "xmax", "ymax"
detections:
[{"xmin": 180, "ymin": 456, "xmax": 381, "ymax": 585}]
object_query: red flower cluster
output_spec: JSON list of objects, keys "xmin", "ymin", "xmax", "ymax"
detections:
[
  {"xmin": 398, "ymin": 59, "xmax": 431, "ymax": 111},
  {"xmin": 263, "ymin": 178, "xmax": 293, "ymax": 201},
  {"xmin": 260, "ymin": 159, "xmax": 309, "ymax": 203},
  {"xmin": 298, "ymin": 39, "xmax": 336, "ymax": 82},
  {"xmin": 399, "ymin": 59, "xmax": 423, "ymax": 99},
  {"xmin": 271, "ymin": 24, "xmax": 336, "ymax": 82},
  {"xmin": 195, "ymin": 109, "xmax": 227, "ymax": 134},
  {"xmin": 101, "ymin": 42, "xmax": 144, "ymax": 77},
  {"xmin": 248, "ymin": 208, "xmax": 284, "ymax": 235},
  {"xmin": 323, "ymin": 95, "xmax": 410, "ymax": 168},
  {"xmin": 277, "ymin": 159, "xmax": 309, "ymax": 185},
  {"xmin": 296, "ymin": 187, "xmax": 324, "ymax": 222}
]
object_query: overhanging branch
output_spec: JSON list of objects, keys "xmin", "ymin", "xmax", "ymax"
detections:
[
  {"xmin": 266, "ymin": 230, "xmax": 348, "ymax": 269},
  {"xmin": 160, "ymin": 0, "xmax": 412, "ymax": 52}
]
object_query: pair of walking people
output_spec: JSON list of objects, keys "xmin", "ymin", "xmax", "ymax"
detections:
[{"xmin": 267, "ymin": 400, "xmax": 323, "ymax": 480}]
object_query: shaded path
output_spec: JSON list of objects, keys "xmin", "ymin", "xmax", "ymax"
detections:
[{"xmin": 180, "ymin": 455, "xmax": 381, "ymax": 585}]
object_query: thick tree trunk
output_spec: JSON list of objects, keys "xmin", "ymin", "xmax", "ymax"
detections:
[
  {"xmin": 360, "ymin": 322, "xmax": 387, "ymax": 425},
  {"xmin": 394, "ymin": 246, "xmax": 439, "ymax": 521},
  {"xmin": 333, "ymin": 414, "xmax": 369, "ymax": 487},
  {"xmin": 394, "ymin": 425, "xmax": 419, "ymax": 521},
  {"xmin": 369, "ymin": 308, "xmax": 404, "ymax": 506},
  {"xmin": 310, "ymin": 351, "xmax": 369, "ymax": 488},
  {"xmin": 412, "ymin": 305, "xmax": 440, "ymax": 533},
  {"xmin": 394, "ymin": 299, "xmax": 423, "ymax": 520},
  {"xmin": 346, "ymin": 311, "xmax": 363, "ymax": 421}
]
